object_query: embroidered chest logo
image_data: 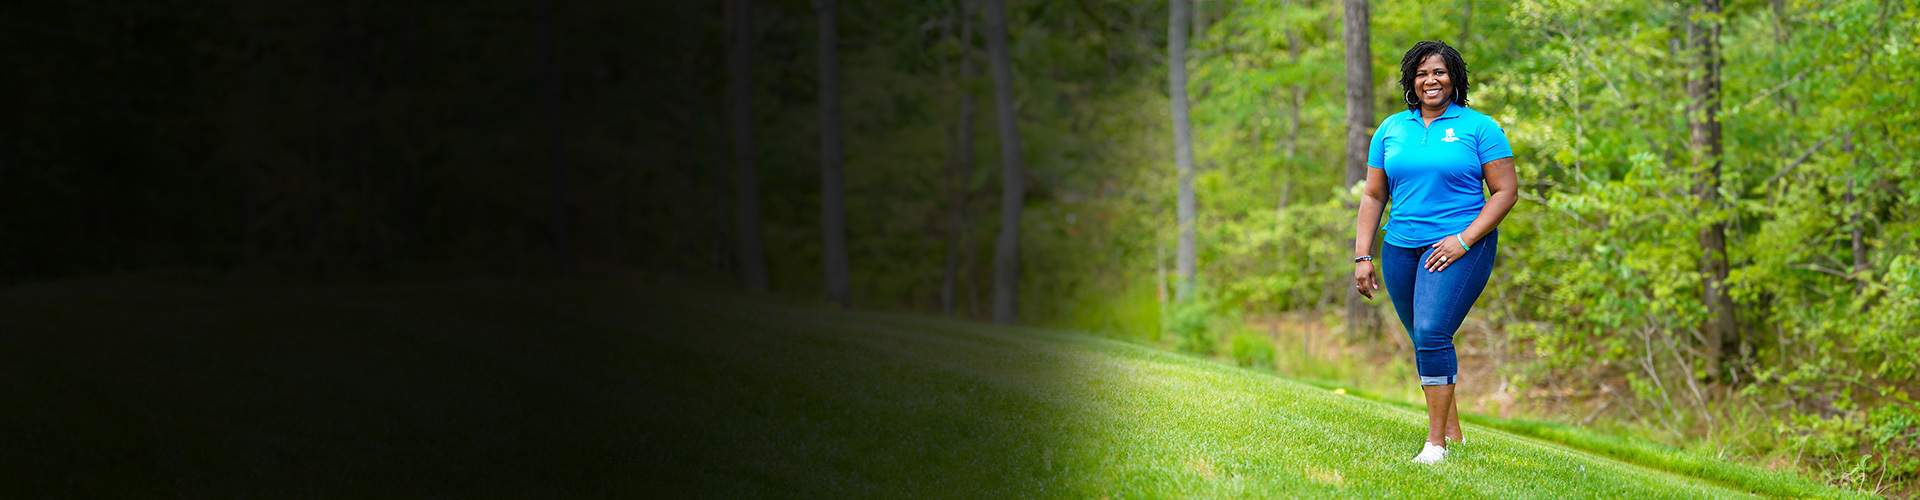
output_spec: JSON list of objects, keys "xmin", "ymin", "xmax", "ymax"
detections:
[{"xmin": 1441, "ymin": 128, "xmax": 1460, "ymax": 142}]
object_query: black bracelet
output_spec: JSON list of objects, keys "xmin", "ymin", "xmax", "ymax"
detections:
[{"xmin": 1352, "ymin": 255, "xmax": 1373, "ymax": 263}]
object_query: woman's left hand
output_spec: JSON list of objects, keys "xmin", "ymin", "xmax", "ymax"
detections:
[{"xmin": 1426, "ymin": 235, "xmax": 1469, "ymax": 272}]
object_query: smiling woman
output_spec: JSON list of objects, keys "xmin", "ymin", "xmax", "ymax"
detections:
[
  {"xmin": 1350, "ymin": 40, "xmax": 1520, "ymax": 466},
  {"xmin": 1397, "ymin": 41, "xmax": 1472, "ymax": 113}
]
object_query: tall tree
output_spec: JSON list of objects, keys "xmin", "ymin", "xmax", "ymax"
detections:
[
  {"xmin": 1458, "ymin": 0, "xmax": 1472, "ymax": 49},
  {"xmin": 1191, "ymin": 0, "xmax": 1209, "ymax": 42},
  {"xmin": 816, "ymin": 0, "xmax": 850, "ymax": 307},
  {"xmin": 537, "ymin": 0, "xmax": 572, "ymax": 270},
  {"xmin": 1170, "ymin": 0, "xmax": 1198, "ymax": 302},
  {"xmin": 1689, "ymin": 0, "xmax": 1733, "ymax": 380},
  {"xmin": 1342, "ymin": 0, "xmax": 1375, "ymax": 338},
  {"xmin": 942, "ymin": 0, "xmax": 979, "ymax": 317},
  {"xmin": 241, "ymin": 0, "xmax": 264, "ymax": 266},
  {"xmin": 981, "ymin": 0, "xmax": 1025, "ymax": 324},
  {"xmin": 728, "ymin": 0, "xmax": 769, "ymax": 292},
  {"xmin": 1283, "ymin": 3, "xmax": 1304, "ymax": 161}
]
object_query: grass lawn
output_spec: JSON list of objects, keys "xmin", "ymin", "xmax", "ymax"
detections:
[{"xmin": 0, "ymin": 278, "xmax": 1872, "ymax": 498}]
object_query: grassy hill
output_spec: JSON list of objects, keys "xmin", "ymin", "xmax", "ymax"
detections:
[{"xmin": 0, "ymin": 278, "xmax": 1872, "ymax": 498}]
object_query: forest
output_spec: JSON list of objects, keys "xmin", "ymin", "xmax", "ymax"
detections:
[
  {"xmin": 8, "ymin": 0, "xmax": 1918, "ymax": 495},
  {"xmin": 662, "ymin": 0, "xmax": 1919, "ymax": 492}
]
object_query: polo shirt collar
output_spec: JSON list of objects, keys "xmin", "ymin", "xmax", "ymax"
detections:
[{"xmin": 1405, "ymin": 102, "xmax": 1464, "ymax": 121}]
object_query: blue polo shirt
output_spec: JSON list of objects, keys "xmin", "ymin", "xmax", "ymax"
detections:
[{"xmin": 1367, "ymin": 102, "xmax": 1513, "ymax": 248}]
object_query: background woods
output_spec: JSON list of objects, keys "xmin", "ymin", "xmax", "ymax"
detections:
[{"xmin": 8, "ymin": 0, "xmax": 1917, "ymax": 494}]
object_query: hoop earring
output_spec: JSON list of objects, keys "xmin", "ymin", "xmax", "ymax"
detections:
[
  {"xmin": 1452, "ymin": 87, "xmax": 1462, "ymax": 106},
  {"xmin": 1404, "ymin": 89, "xmax": 1419, "ymax": 108}
]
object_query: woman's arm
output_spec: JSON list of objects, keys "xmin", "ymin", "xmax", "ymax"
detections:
[
  {"xmin": 1424, "ymin": 157, "xmax": 1518, "ymax": 272},
  {"xmin": 1461, "ymin": 157, "xmax": 1518, "ymax": 246},
  {"xmin": 1352, "ymin": 167, "xmax": 1390, "ymax": 299}
]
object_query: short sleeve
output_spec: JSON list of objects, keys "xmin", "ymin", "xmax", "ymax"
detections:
[
  {"xmin": 1367, "ymin": 119, "xmax": 1389, "ymax": 169},
  {"xmin": 1476, "ymin": 119, "xmax": 1514, "ymax": 165}
]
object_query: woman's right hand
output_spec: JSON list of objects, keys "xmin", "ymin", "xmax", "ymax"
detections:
[{"xmin": 1353, "ymin": 261, "xmax": 1379, "ymax": 300}]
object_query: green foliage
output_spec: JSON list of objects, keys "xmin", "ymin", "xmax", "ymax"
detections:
[
  {"xmin": 1228, "ymin": 330, "xmax": 1276, "ymax": 369},
  {"xmin": 1164, "ymin": 289, "xmax": 1238, "ymax": 355},
  {"xmin": 1061, "ymin": 276, "xmax": 1162, "ymax": 344},
  {"xmin": 1865, "ymin": 404, "xmax": 1920, "ymax": 483},
  {"xmin": 1168, "ymin": 0, "xmax": 1917, "ymax": 492},
  {"xmin": 1460, "ymin": 1, "xmax": 1918, "ymax": 491}
]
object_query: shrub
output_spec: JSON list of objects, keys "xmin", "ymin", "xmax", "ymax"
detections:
[
  {"xmin": 1164, "ymin": 298, "xmax": 1217, "ymax": 355},
  {"xmin": 1229, "ymin": 331, "xmax": 1275, "ymax": 369},
  {"xmin": 1162, "ymin": 285, "xmax": 1242, "ymax": 356}
]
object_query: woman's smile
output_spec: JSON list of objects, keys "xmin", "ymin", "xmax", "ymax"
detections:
[{"xmin": 1415, "ymin": 54, "xmax": 1452, "ymax": 109}]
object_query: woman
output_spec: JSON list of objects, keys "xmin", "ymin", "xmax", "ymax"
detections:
[{"xmin": 1351, "ymin": 40, "xmax": 1518, "ymax": 465}]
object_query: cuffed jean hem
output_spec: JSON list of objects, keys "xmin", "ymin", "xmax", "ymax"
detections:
[{"xmin": 1385, "ymin": 229, "xmax": 1497, "ymax": 391}]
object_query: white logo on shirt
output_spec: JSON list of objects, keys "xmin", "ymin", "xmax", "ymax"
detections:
[{"xmin": 1441, "ymin": 128, "xmax": 1459, "ymax": 142}]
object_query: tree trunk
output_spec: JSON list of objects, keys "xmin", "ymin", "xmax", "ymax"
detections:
[
  {"xmin": 816, "ymin": 0, "xmax": 850, "ymax": 308},
  {"xmin": 727, "ymin": 0, "xmax": 769, "ymax": 292},
  {"xmin": 1170, "ymin": 0, "xmax": 1198, "ymax": 303},
  {"xmin": 1458, "ymin": 0, "xmax": 1472, "ymax": 48},
  {"xmin": 1191, "ymin": 0, "xmax": 1208, "ymax": 43},
  {"xmin": 242, "ymin": 1, "xmax": 263, "ymax": 266},
  {"xmin": 1844, "ymin": 134, "xmax": 1866, "ymax": 296},
  {"xmin": 1283, "ymin": 3, "xmax": 1303, "ymax": 160},
  {"xmin": 1157, "ymin": 230, "xmax": 1168, "ymax": 304},
  {"xmin": 964, "ymin": 226, "xmax": 982, "ymax": 318},
  {"xmin": 1689, "ymin": 0, "xmax": 1733, "ymax": 381},
  {"xmin": 1769, "ymin": 0, "xmax": 1798, "ymax": 113},
  {"xmin": 1342, "ymin": 0, "xmax": 1376, "ymax": 339},
  {"xmin": 398, "ymin": 2, "xmax": 424, "ymax": 266},
  {"xmin": 942, "ymin": 0, "xmax": 979, "ymax": 316},
  {"xmin": 982, "ymin": 0, "xmax": 1025, "ymax": 324},
  {"xmin": 711, "ymin": 159, "xmax": 733, "ymax": 275},
  {"xmin": 1341, "ymin": 0, "xmax": 1373, "ymax": 194},
  {"xmin": 537, "ymin": 0, "xmax": 572, "ymax": 272},
  {"xmin": 1279, "ymin": 5, "xmax": 1302, "ymax": 293}
]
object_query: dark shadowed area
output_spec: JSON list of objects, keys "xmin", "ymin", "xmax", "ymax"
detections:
[{"xmin": 0, "ymin": 279, "xmax": 1101, "ymax": 497}]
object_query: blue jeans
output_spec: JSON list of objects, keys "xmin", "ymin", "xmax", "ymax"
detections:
[{"xmin": 1381, "ymin": 230, "xmax": 1497, "ymax": 386}]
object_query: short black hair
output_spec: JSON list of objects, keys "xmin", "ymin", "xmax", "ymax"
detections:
[{"xmin": 1398, "ymin": 40, "xmax": 1469, "ymax": 113}]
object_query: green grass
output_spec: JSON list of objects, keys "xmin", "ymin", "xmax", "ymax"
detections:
[
  {"xmin": 0, "ymin": 278, "xmax": 1875, "ymax": 498},
  {"xmin": 1289, "ymin": 380, "xmax": 1868, "ymax": 500}
]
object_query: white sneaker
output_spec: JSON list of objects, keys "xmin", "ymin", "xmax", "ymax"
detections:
[{"xmin": 1410, "ymin": 442, "xmax": 1448, "ymax": 464}]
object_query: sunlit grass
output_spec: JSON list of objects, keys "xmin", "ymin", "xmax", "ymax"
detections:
[{"xmin": 659, "ymin": 285, "xmax": 1870, "ymax": 498}]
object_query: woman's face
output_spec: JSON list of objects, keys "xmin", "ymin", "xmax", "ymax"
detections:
[{"xmin": 1413, "ymin": 54, "xmax": 1452, "ymax": 110}]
